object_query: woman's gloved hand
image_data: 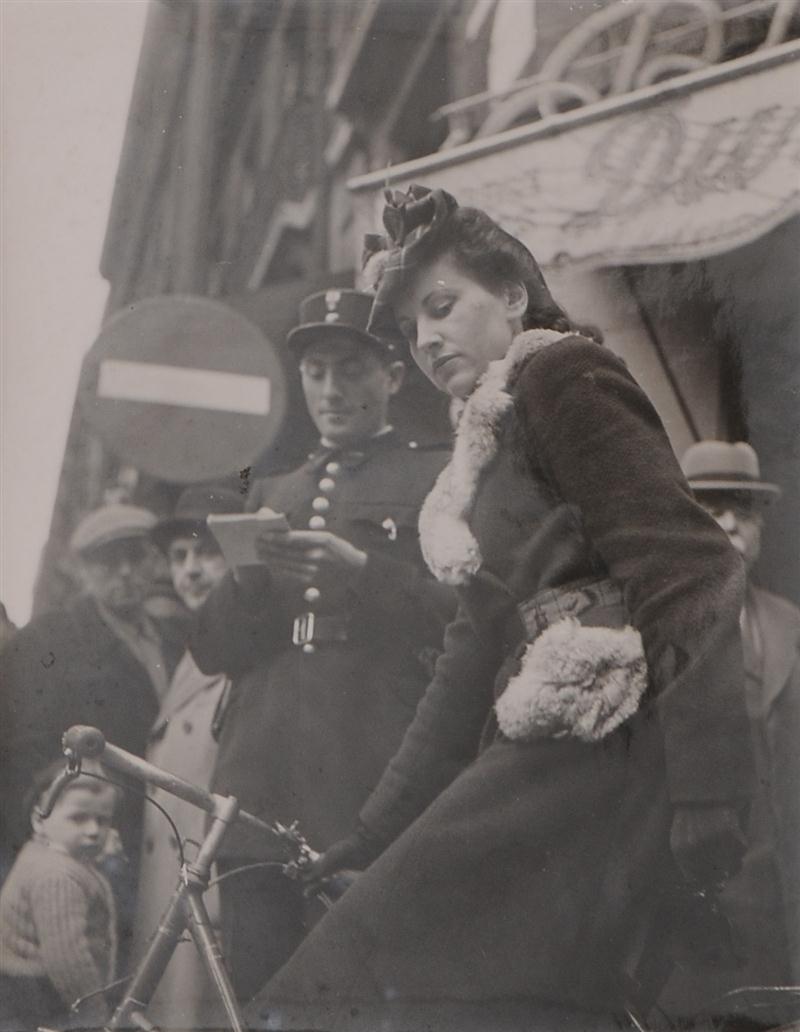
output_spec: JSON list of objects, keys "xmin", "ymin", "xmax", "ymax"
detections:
[
  {"xmin": 300, "ymin": 827, "xmax": 382, "ymax": 898},
  {"xmin": 670, "ymin": 803, "xmax": 747, "ymax": 887}
]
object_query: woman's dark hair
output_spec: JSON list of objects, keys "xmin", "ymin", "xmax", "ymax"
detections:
[{"xmin": 426, "ymin": 206, "xmax": 578, "ymax": 335}]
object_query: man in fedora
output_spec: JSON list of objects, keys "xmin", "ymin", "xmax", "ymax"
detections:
[
  {"xmin": 134, "ymin": 485, "xmax": 242, "ymax": 1029},
  {"xmin": 190, "ymin": 289, "xmax": 454, "ymax": 997},
  {"xmin": 659, "ymin": 441, "xmax": 800, "ymax": 1017}
]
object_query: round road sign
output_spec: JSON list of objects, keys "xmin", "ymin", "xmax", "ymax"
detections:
[{"xmin": 81, "ymin": 295, "xmax": 287, "ymax": 483}]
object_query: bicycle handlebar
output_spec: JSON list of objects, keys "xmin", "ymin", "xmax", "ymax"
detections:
[{"xmin": 61, "ymin": 725, "xmax": 278, "ymax": 846}]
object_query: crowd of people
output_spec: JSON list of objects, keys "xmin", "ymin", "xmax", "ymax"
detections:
[{"xmin": 0, "ymin": 187, "xmax": 798, "ymax": 1032}]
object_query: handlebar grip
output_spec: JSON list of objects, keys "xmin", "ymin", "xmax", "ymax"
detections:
[{"xmin": 62, "ymin": 725, "xmax": 107, "ymax": 759}]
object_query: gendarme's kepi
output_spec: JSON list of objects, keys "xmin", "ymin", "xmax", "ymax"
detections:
[{"xmin": 286, "ymin": 289, "xmax": 395, "ymax": 357}]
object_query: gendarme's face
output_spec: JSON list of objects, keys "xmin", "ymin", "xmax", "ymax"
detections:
[
  {"xmin": 79, "ymin": 537, "xmax": 153, "ymax": 619},
  {"xmin": 168, "ymin": 532, "xmax": 227, "ymax": 611},
  {"xmin": 394, "ymin": 256, "xmax": 523, "ymax": 400},
  {"xmin": 37, "ymin": 785, "xmax": 116, "ymax": 861},
  {"xmin": 299, "ymin": 337, "xmax": 403, "ymax": 446}
]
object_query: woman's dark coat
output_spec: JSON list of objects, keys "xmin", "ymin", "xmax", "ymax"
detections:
[{"xmin": 257, "ymin": 336, "xmax": 750, "ymax": 1029}]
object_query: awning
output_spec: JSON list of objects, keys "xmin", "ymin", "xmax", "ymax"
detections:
[{"xmin": 349, "ymin": 41, "xmax": 800, "ymax": 269}]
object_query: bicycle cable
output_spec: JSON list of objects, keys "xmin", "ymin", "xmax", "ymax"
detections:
[{"xmin": 77, "ymin": 768, "xmax": 186, "ymax": 869}]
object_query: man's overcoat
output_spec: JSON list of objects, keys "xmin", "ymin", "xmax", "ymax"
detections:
[{"xmin": 0, "ymin": 596, "xmax": 171, "ymax": 863}]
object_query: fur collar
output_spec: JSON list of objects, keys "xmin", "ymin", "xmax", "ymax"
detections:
[{"xmin": 419, "ymin": 329, "xmax": 567, "ymax": 585}]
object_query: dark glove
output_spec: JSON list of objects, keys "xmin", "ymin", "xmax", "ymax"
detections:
[
  {"xmin": 300, "ymin": 826, "xmax": 382, "ymax": 897},
  {"xmin": 670, "ymin": 803, "xmax": 747, "ymax": 888}
]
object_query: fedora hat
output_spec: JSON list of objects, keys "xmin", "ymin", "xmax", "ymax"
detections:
[
  {"xmin": 151, "ymin": 485, "xmax": 243, "ymax": 552},
  {"xmin": 681, "ymin": 441, "xmax": 781, "ymax": 498},
  {"xmin": 286, "ymin": 289, "xmax": 395, "ymax": 357}
]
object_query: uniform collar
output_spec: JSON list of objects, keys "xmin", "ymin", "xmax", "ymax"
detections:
[{"xmin": 307, "ymin": 426, "xmax": 398, "ymax": 471}]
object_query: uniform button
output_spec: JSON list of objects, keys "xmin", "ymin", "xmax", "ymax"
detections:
[
  {"xmin": 303, "ymin": 586, "xmax": 321, "ymax": 604},
  {"xmin": 182, "ymin": 720, "xmax": 193, "ymax": 735},
  {"xmin": 302, "ymin": 643, "xmax": 316, "ymax": 655},
  {"xmin": 312, "ymin": 496, "xmax": 330, "ymax": 513},
  {"xmin": 325, "ymin": 461, "xmax": 341, "ymax": 475},
  {"xmin": 408, "ymin": 440, "xmax": 419, "ymax": 449},
  {"xmin": 318, "ymin": 477, "xmax": 336, "ymax": 493},
  {"xmin": 308, "ymin": 515, "xmax": 326, "ymax": 530}
]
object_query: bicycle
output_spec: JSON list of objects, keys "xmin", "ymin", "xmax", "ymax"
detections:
[
  {"xmin": 36, "ymin": 724, "xmax": 339, "ymax": 1032},
  {"xmin": 36, "ymin": 726, "xmax": 800, "ymax": 1032}
]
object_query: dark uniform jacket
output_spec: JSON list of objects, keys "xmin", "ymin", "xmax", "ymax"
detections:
[
  {"xmin": 261, "ymin": 335, "xmax": 750, "ymax": 1025},
  {"xmin": 191, "ymin": 429, "xmax": 453, "ymax": 858},
  {"xmin": 0, "ymin": 596, "xmax": 173, "ymax": 865}
]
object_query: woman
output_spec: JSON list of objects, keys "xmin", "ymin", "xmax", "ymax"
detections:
[{"xmin": 254, "ymin": 188, "xmax": 750, "ymax": 1030}]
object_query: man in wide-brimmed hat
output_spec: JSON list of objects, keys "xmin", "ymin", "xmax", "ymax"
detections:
[
  {"xmin": 190, "ymin": 289, "xmax": 454, "ymax": 998},
  {"xmin": 659, "ymin": 441, "xmax": 800, "ymax": 1016}
]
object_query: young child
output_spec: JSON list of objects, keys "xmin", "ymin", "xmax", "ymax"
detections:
[{"xmin": 0, "ymin": 762, "xmax": 119, "ymax": 1030}]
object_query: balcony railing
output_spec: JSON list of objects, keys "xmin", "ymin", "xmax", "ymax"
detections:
[{"xmin": 433, "ymin": 0, "xmax": 799, "ymax": 148}]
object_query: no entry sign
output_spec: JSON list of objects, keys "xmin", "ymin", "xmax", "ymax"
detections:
[{"xmin": 81, "ymin": 295, "xmax": 288, "ymax": 483}]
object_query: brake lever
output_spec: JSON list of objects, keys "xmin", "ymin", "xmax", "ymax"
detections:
[
  {"xmin": 272, "ymin": 820, "xmax": 356, "ymax": 905},
  {"xmin": 35, "ymin": 751, "xmax": 82, "ymax": 819}
]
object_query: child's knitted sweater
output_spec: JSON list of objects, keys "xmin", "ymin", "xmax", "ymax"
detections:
[{"xmin": 0, "ymin": 839, "xmax": 117, "ymax": 1015}]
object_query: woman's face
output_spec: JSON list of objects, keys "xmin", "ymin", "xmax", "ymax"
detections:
[{"xmin": 394, "ymin": 256, "xmax": 527, "ymax": 400}]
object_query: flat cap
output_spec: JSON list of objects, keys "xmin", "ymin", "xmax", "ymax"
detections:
[{"xmin": 70, "ymin": 503, "xmax": 157, "ymax": 555}]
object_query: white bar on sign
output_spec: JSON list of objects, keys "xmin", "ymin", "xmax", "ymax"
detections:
[{"xmin": 97, "ymin": 360, "xmax": 271, "ymax": 416}]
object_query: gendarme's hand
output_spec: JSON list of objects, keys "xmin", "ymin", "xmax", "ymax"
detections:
[
  {"xmin": 254, "ymin": 528, "xmax": 367, "ymax": 587},
  {"xmin": 670, "ymin": 803, "xmax": 747, "ymax": 888}
]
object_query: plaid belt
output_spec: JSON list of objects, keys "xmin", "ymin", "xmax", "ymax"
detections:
[
  {"xmin": 518, "ymin": 577, "xmax": 626, "ymax": 640},
  {"xmin": 291, "ymin": 612, "xmax": 350, "ymax": 647}
]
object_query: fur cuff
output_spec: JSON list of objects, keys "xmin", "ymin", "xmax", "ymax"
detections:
[{"xmin": 495, "ymin": 618, "xmax": 647, "ymax": 743}]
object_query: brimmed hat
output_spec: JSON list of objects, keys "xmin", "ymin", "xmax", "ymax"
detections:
[
  {"xmin": 286, "ymin": 289, "xmax": 395, "ymax": 357},
  {"xmin": 151, "ymin": 485, "xmax": 243, "ymax": 552},
  {"xmin": 70, "ymin": 504, "xmax": 156, "ymax": 556},
  {"xmin": 681, "ymin": 441, "xmax": 781, "ymax": 498}
]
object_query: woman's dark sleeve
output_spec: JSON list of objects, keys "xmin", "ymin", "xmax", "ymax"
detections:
[
  {"xmin": 359, "ymin": 573, "xmax": 516, "ymax": 844},
  {"xmin": 188, "ymin": 568, "xmax": 289, "ymax": 677},
  {"xmin": 516, "ymin": 335, "xmax": 750, "ymax": 805}
]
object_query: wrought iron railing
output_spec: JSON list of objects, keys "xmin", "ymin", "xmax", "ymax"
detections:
[{"xmin": 433, "ymin": 0, "xmax": 800, "ymax": 147}]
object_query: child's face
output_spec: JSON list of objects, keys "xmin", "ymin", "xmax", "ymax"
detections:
[{"xmin": 37, "ymin": 785, "xmax": 116, "ymax": 861}]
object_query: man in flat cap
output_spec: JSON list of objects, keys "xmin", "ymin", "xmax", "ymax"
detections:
[
  {"xmin": 190, "ymin": 289, "xmax": 454, "ymax": 998},
  {"xmin": 659, "ymin": 441, "xmax": 800, "ymax": 1019},
  {"xmin": 0, "ymin": 504, "xmax": 180, "ymax": 901}
]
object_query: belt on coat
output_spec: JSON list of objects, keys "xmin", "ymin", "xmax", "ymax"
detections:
[
  {"xmin": 292, "ymin": 612, "xmax": 350, "ymax": 647},
  {"xmin": 518, "ymin": 576, "xmax": 627, "ymax": 641}
]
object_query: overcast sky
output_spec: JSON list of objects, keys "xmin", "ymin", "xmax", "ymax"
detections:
[{"xmin": 2, "ymin": 0, "xmax": 147, "ymax": 624}]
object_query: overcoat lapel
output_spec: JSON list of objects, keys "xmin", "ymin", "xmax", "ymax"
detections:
[{"xmin": 751, "ymin": 589, "xmax": 799, "ymax": 712}]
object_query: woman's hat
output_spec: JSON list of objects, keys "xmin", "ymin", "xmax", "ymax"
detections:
[
  {"xmin": 681, "ymin": 441, "xmax": 781, "ymax": 498},
  {"xmin": 364, "ymin": 184, "xmax": 562, "ymax": 342},
  {"xmin": 151, "ymin": 485, "xmax": 243, "ymax": 552},
  {"xmin": 286, "ymin": 289, "xmax": 395, "ymax": 356}
]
